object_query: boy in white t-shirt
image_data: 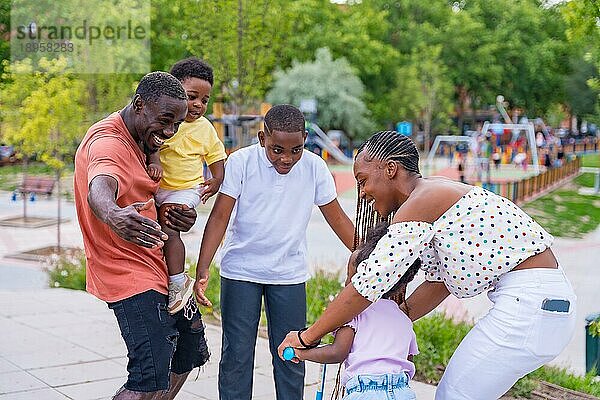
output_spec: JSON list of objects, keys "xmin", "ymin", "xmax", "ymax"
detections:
[{"xmin": 194, "ymin": 104, "xmax": 354, "ymax": 400}]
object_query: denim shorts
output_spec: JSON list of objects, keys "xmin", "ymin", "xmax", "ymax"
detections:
[
  {"xmin": 108, "ymin": 290, "xmax": 210, "ymax": 392},
  {"xmin": 345, "ymin": 373, "xmax": 416, "ymax": 400}
]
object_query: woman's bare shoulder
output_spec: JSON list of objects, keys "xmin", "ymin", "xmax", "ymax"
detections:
[{"xmin": 394, "ymin": 179, "xmax": 471, "ymax": 224}]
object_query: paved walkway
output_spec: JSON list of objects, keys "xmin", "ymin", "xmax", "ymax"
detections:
[
  {"xmin": 0, "ymin": 181, "xmax": 598, "ymax": 398},
  {"xmin": 0, "ymin": 286, "xmax": 436, "ymax": 400},
  {"xmin": 0, "ymin": 192, "xmax": 436, "ymax": 399}
]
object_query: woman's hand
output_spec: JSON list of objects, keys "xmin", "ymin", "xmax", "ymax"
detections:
[{"xmin": 277, "ymin": 330, "xmax": 302, "ymax": 361}]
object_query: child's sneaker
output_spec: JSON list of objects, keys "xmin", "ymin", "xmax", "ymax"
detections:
[{"xmin": 168, "ymin": 274, "xmax": 195, "ymax": 315}]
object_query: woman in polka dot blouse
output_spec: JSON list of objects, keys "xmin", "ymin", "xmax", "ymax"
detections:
[{"xmin": 279, "ymin": 131, "xmax": 576, "ymax": 399}]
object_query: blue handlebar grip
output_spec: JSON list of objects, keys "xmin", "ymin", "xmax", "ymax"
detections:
[{"xmin": 283, "ymin": 347, "xmax": 295, "ymax": 361}]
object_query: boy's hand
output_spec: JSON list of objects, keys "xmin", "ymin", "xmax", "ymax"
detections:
[
  {"xmin": 200, "ymin": 178, "xmax": 222, "ymax": 203},
  {"xmin": 146, "ymin": 163, "xmax": 163, "ymax": 182},
  {"xmin": 193, "ymin": 270, "xmax": 212, "ymax": 307}
]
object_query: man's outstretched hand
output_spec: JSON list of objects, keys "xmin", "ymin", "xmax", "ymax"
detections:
[{"xmin": 106, "ymin": 198, "xmax": 168, "ymax": 248}]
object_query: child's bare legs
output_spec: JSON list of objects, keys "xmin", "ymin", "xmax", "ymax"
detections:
[{"xmin": 159, "ymin": 203, "xmax": 195, "ymax": 315}]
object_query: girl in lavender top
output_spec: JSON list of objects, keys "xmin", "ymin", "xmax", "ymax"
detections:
[{"xmin": 290, "ymin": 221, "xmax": 421, "ymax": 400}]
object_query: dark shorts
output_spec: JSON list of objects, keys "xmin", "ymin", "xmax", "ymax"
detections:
[{"xmin": 108, "ymin": 290, "xmax": 210, "ymax": 392}]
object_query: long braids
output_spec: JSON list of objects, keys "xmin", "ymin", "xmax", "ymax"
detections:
[{"xmin": 353, "ymin": 131, "xmax": 421, "ymax": 247}]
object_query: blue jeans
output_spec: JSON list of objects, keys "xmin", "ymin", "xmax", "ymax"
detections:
[
  {"xmin": 345, "ymin": 373, "xmax": 416, "ymax": 400},
  {"xmin": 218, "ymin": 277, "xmax": 306, "ymax": 400},
  {"xmin": 107, "ymin": 290, "xmax": 210, "ymax": 392}
]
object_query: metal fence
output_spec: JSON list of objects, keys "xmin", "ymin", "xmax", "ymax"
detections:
[{"xmin": 482, "ymin": 157, "xmax": 581, "ymax": 204}]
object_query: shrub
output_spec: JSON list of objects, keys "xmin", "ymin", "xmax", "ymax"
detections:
[{"xmin": 46, "ymin": 249, "xmax": 86, "ymax": 290}]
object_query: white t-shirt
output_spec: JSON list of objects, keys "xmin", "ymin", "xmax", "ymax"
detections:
[{"xmin": 218, "ymin": 144, "xmax": 337, "ymax": 284}]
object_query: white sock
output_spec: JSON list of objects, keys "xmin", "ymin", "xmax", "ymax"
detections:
[{"xmin": 169, "ymin": 272, "xmax": 186, "ymax": 286}]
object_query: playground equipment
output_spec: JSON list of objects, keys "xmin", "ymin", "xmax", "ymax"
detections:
[
  {"xmin": 307, "ymin": 123, "xmax": 353, "ymax": 165},
  {"xmin": 495, "ymin": 95, "xmax": 512, "ymax": 124},
  {"xmin": 426, "ymin": 135, "xmax": 474, "ymax": 173},
  {"xmin": 481, "ymin": 121, "xmax": 539, "ymax": 174}
]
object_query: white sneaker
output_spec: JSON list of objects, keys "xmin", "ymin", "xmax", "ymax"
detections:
[{"xmin": 168, "ymin": 274, "xmax": 195, "ymax": 315}]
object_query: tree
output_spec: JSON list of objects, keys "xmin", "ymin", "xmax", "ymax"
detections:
[
  {"xmin": 468, "ymin": 0, "xmax": 572, "ymax": 116},
  {"xmin": 0, "ymin": 0, "xmax": 10, "ymax": 82},
  {"xmin": 565, "ymin": 58, "xmax": 598, "ymax": 124},
  {"xmin": 562, "ymin": 0, "xmax": 600, "ymax": 122},
  {"xmin": 281, "ymin": 0, "xmax": 399, "ymax": 127},
  {"xmin": 267, "ymin": 48, "xmax": 371, "ymax": 140},
  {"xmin": 389, "ymin": 45, "xmax": 454, "ymax": 153},
  {"xmin": 0, "ymin": 57, "xmax": 87, "ymax": 249},
  {"xmin": 151, "ymin": 0, "xmax": 294, "ymax": 113}
]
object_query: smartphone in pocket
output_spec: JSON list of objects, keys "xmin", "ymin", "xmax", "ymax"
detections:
[{"xmin": 541, "ymin": 298, "xmax": 570, "ymax": 313}]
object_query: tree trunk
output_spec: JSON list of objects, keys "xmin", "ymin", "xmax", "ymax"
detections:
[
  {"xmin": 456, "ymin": 86, "xmax": 468, "ymax": 133},
  {"xmin": 56, "ymin": 168, "xmax": 61, "ymax": 252},
  {"xmin": 22, "ymin": 156, "xmax": 28, "ymax": 220}
]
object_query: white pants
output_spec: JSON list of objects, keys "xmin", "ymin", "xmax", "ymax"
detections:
[
  {"xmin": 435, "ymin": 267, "xmax": 576, "ymax": 400},
  {"xmin": 155, "ymin": 186, "xmax": 202, "ymax": 208}
]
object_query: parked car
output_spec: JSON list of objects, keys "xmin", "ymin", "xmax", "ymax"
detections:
[{"xmin": 0, "ymin": 145, "xmax": 17, "ymax": 166}]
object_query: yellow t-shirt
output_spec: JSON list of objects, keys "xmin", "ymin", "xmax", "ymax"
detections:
[{"xmin": 159, "ymin": 116, "xmax": 227, "ymax": 190}]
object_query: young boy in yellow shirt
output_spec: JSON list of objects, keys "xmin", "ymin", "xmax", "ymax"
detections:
[{"xmin": 147, "ymin": 58, "xmax": 226, "ymax": 316}]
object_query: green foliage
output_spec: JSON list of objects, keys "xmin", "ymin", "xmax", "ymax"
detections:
[
  {"xmin": 582, "ymin": 153, "xmax": 600, "ymax": 168},
  {"xmin": 152, "ymin": 0, "xmax": 294, "ymax": 111},
  {"xmin": 188, "ymin": 261, "xmax": 221, "ymax": 316},
  {"xmin": 522, "ymin": 188, "xmax": 600, "ymax": 238},
  {"xmin": 0, "ymin": 57, "xmax": 87, "ymax": 170},
  {"xmin": 10, "ymin": 0, "xmax": 150, "ymax": 74},
  {"xmin": 574, "ymin": 173, "xmax": 596, "ymax": 188},
  {"xmin": 0, "ymin": 0, "xmax": 10, "ymax": 82},
  {"xmin": 590, "ymin": 318, "xmax": 600, "ymax": 337},
  {"xmin": 565, "ymin": 58, "xmax": 598, "ymax": 119},
  {"xmin": 545, "ymin": 103, "xmax": 568, "ymax": 128},
  {"xmin": 510, "ymin": 375, "xmax": 539, "ymax": 398},
  {"xmin": 527, "ymin": 366, "xmax": 600, "ymax": 396},
  {"xmin": 280, "ymin": 0, "xmax": 399, "ymax": 126},
  {"xmin": 83, "ymin": 74, "xmax": 139, "ymax": 123},
  {"xmin": 389, "ymin": 44, "xmax": 454, "ymax": 146},
  {"xmin": 306, "ymin": 269, "xmax": 344, "ymax": 326},
  {"xmin": 267, "ymin": 48, "xmax": 372, "ymax": 139},
  {"xmin": 47, "ymin": 250, "xmax": 87, "ymax": 290},
  {"xmin": 412, "ymin": 313, "xmax": 472, "ymax": 383}
]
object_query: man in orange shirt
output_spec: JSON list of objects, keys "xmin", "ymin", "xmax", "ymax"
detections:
[{"xmin": 74, "ymin": 72, "xmax": 209, "ymax": 400}]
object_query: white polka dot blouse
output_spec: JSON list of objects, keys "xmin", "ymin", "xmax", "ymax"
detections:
[{"xmin": 351, "ymin": 186, "xmax": 554, "ymax": 301}]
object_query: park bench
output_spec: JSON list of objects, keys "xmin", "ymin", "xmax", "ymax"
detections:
[{"xmin": 16, "ymin": 176, "xmax": 56, "ymax": 197}]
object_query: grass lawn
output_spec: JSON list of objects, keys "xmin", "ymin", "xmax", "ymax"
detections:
[
  {"xmin": 521, "ymin": 153, "xmax": 600, "ymax": 238},
  {"xmin": 582, "ymin": 153, "xmax": 600, "ymax": 168},
  {"xmin": 576, "ymin": 153, "xmax": 600, "ymax": 188},
  {"xmin": 522, "ymin": 188, "xmax": 600, "ymax": 238}
]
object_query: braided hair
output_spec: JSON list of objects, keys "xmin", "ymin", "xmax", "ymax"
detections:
[{"xmin": 353, "ymin": 131, "xmax": 421, "ymax": 249}]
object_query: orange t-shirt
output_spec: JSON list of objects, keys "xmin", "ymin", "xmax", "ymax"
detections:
[{"xmin": 74, "ymin": 112, "xmax": 168, "ymax": 302}]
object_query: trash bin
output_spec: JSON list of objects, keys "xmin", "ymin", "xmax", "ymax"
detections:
[{"xmin": 585, "ymin": 313, "xmax": 600, "ymax": 375}]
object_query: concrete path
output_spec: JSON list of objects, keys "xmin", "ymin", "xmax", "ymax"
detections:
[
  {"xmin": 0, "ymin": 181, "xmax": 597, "ymax": 399},
  {"xmin": 0, "ymin": 287, "xmax": 436, "ymax": 399},
  {"xmin": 0, "ymin": 192, "xmax": 436, "ymax": 399}
]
